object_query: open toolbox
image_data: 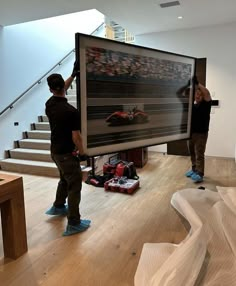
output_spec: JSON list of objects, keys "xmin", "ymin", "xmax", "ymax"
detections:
[{"xmin": 104, "ymin": 177, "xmax": 140, "ymax": 194}]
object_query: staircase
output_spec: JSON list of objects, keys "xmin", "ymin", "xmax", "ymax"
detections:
[{"xmin": 0, "ymin": 85, "xmax": 91, "ymax": 177}]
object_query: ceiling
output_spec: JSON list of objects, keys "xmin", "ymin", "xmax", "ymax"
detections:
[{"xmin": 1, "ymin": 0, "xmax": 236, "ymax": 35}]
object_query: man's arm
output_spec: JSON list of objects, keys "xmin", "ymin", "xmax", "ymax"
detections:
[
  {"xmin": 72, "ymin": 130, "xmax": 85, "ymax": 155},
  {"xmin": 176, "ymin": 80, "xmax": 190, "ymax": 96},
  {"xmin": 198, "ymin": 83, "xmax": 212, "ymax": 102},
  {"xmin": 64, "ymin": 76, "xmax": 75, "ymax": 91},
  {"xmin": 64, "ymin": 61, "xmax": 80, "ymax": 91}
]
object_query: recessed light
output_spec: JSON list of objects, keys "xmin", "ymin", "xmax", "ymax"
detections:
[{"xmin": 178, "ymin": 16, "xmax": 183, "ymax": 19}]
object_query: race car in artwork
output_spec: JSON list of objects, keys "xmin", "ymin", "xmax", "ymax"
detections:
[{"xmin": 106, "ymin": 108, "xmax": 149, "ymax": 126}]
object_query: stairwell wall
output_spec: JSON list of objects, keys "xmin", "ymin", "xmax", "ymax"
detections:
[
  {"xmin": 0, "ymin": 10, "xmax": 104, "ymax": 159},
  {"xmin": 136, "ymin": 22, "xmax": 236, "ymax": 158}
]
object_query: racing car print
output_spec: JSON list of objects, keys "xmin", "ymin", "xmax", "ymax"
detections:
[{"xmin": 106, "ymin": 107, "xmax": 149, "ymax": 126}]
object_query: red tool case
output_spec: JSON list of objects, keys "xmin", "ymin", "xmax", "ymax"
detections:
[{"xmin": 104, "ymin": 178, "xmax": 140, "ymax": 194}]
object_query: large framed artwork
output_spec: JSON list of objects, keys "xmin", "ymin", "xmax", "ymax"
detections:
[{"xmin": 75, "ymin": 33, "xmax": 195, "ymax": 157}]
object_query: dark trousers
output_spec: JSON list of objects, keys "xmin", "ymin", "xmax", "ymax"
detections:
[
  {"xmin": 188, "ymin": 132, "xmax": 208, "ymax": 176},
  {"xmin": 51, "ymin": 153, "xmax": 82, "ymax": 225}
]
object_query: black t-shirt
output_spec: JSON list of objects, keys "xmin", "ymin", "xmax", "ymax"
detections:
[
  {"xmin": 191, "ymin": 100, "xmax": 211, "ymax": 133},
  {"xmin": 45, "ymin": 96, "xmax": 81, "ymax": 154}
]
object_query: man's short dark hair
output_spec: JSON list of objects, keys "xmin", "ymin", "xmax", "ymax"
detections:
[{"xmin": 47, "ymin": 73, "xmax": 65, "ymax": 91}]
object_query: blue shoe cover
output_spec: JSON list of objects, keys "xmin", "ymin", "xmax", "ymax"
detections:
[
  {"xmin": 62, "ymin": 221, "xmax": 91, "ymax": 236},
  {"xmin": 45, "ymin": 205, "xmax": 68, "ymax": 216},
  {"xmin": 191, "ymin": 173, "xmax": 203, "ymax": 183},
  {"xmin": 80, "ymin": 219, "xmax": 91, "ymax": 226},
  {"xmin": 185, "ymin": 170, "xmax": 195, "ymax": 177}
]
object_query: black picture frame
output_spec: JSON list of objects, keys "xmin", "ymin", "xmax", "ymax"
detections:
[{"xmin": 75, "ymin": 33, "xmax": 195, "ymax": 156}]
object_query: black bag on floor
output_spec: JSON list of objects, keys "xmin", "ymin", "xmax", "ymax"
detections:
[{"xmin": 85, "ymin": 174, "xmax": 112, "ymax": 187}]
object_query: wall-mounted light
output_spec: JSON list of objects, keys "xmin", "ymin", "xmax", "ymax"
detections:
[{"xmin": 178, "ymin": 16, "xmax": 183, "ymax": 19}]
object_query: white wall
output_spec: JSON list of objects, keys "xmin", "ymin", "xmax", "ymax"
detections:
[
  {"xmin": 0, "ymin": 10, "xmax": 104, "ymax": 159},
  {"xmin": 136, "ymin": 22, "xmax": 236, "ymax": 158}
]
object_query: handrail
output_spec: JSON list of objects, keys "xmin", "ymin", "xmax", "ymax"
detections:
[
  {"xmin": 0, "ymin": 49, "xmax": 75, "ymax": 117},
  {"xmin": 90, "ymin": 22, "xmax": 105, "ymax": 36},
  {"xmin": 0, "ymin": 22, "xmax": 105, "ymax": 117}
]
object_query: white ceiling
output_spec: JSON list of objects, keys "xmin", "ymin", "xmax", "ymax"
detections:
[{"xmin": 1, "ymin": 0, "xmax": 236, "ymax": 35}]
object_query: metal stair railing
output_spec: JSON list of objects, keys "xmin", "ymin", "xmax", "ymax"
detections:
[
  {"xmin": 0, "ymin": 49, "xmax": 75, "ymax": 117},
  {"xmin": 0, "ymin": 22, "xmax": 105, "ymax": 117}
]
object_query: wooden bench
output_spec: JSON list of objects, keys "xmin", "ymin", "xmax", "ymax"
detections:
[{"xmin": 0, "ymin": 173, "xmax": 28, "ymax": 259}]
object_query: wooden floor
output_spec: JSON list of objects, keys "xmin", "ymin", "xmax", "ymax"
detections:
[{"xmin": 1, "ymin": 152, "xmax": 236, "ymax": 286}]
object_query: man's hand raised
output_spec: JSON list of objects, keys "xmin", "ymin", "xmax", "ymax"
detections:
[{"xmin": 71, "ymin": 61, "xmax": 80, "ymax": 78}]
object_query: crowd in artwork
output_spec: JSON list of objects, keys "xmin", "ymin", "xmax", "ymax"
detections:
[{"xmin": 86, "ymin": 47, "xmax": 191, "ymax": 82}]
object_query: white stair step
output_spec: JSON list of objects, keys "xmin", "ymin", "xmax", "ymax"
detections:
[
  {"xmin": 18, "ymin": 139, "xmax": 50, "ymax": 150},
  {"xmin": 0, "ymin": 158, "xmax": 58, "ymax": 177},
  {"xmin": 69, "ymin": 101, "xmax": 77, "ymax": 108},
  {"xmin": 27, "ymin": 130, "xmax": 51, "ymax": 140},
  {"xmin": 9, "ymin": 148, "xmax": 52, "ymax": 162},
  {"xmin": 40, "ymin": 115, "xmax": 49, "ymax": 122},
  {"xmin": 66, "ymin": 95, "xmax": 77, "ymax": 101},
  {"xmin": 0, "ymin": 158, "xmax": 92, "ymax": 179},
  {"xmin": 67, "ymin": 89, "xmax": 76, "ymax": 95},
  {"xmin": 34, "ymin": 122, "xmax": 50, "ymax": 130}
]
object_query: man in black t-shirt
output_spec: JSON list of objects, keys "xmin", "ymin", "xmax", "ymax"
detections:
[
  {"xmin": 45, "ymin": 63, "xmax": 91, "ymax": 236},
  {"xmin": 185, "ymin": 78, "xmax": 212, "ymax": 183}
]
